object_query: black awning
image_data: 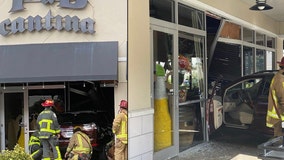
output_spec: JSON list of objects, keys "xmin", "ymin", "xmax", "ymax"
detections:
[{"xmin": 0, "ymin": 42, "xmax": 118, "ymax": 83}]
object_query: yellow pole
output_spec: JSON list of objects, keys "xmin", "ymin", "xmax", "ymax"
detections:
[
  {"xmin": 154, "ymin": 64, "xmax": 172, "ymax": 151},
  {"xmin": 17, "ymin": 127, "xmax": 25, "ymax": 148}
]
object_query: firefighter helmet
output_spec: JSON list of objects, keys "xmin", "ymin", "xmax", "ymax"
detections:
[
  {"xmin": 73, "ymin": 126, "xmax": 83, "ymax": 132},
  {"xmin": 277, "ymin": 57, "xmax": 284, "ymax": 67},
  {"xmin": 41, "ymin": 99, "xmax": 54, "ymax": 107},
  {"xmin": 119, "ymin": 100, "xmax": 128, "ymax": 109}
]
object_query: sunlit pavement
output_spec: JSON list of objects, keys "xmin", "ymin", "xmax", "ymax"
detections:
[{"xmin": 178, "ymin": 126, "xmax": 279, "ymax": 160}]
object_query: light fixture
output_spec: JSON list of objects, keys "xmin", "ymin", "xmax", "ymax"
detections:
[{"xmin": 250, "ymin": 0, "xmax": 273, "ymax": 11}]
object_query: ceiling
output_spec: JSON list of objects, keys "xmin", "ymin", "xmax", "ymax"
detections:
[{"xmin": 241, "ymin": 0, "xmax": 284, "ymax": 22}]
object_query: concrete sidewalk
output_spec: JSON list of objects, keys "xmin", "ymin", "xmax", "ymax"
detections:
[{"xmin": 178, "ymin": 141, "xmax": 278, "ymax": 160}]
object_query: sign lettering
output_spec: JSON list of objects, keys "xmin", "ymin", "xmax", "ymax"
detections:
[
  {"xmin": 2, "ymin": 0, "xmax": 95, "ymax": 36},
  {"xmin": 0, "ymin": 10, "xmax": 95, "ymax": 36},
  {"xmin": 10, "ymin": 0, "xmax": 88, "ymax": 12}
]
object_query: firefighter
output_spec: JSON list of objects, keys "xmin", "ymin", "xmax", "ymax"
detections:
[
  {"xmin": 64, "ymin": 126, "xmax": 92, "ymax": 160},
  {"xmin": 112, "ymin": 100, "xmax": 128, "ymax": 160},
  {"xmin": 29, "ymin": 130, "xmax": 43, "ymax": 160},
  {"xmin": 267, "ymin": 56, "xmax": 284, "ymax": 137},
  {"xmin": 36, "ymin": 99, "xmax": 62, "ymax": 160}
]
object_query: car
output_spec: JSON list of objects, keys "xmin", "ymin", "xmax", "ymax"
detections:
[
  {"xmin": 207, "ymin": 70, "xmax": 278, "ymax": 135},
  {"xmin": 57, "ymin": 111, "xmax": 113, "ymax": 160}
]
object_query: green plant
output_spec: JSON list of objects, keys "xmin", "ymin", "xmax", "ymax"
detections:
[{"xmin": 0, "ymin": 144, "xmax": 32, "ymax": 160}]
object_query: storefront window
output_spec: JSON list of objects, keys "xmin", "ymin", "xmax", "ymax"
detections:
[
  {"xmin": 178, "ymin": 32, "xmax": 204, "ymax": 102},
  {"xmin": 178, "ymin": 3, "xmax": 205, "ymax": 30},
  {"xmin": 266, "ymin": 51, "xmax": 275, "ymax": 70},
  {"xmin": 153, "ymin": 30, "xmax": 174, "ymax": 152},
  {"xmin": 256, "ymin": 32, "xmax": 265, "ymax": 46},
  {"xmin": 178, "ymin": 32, "xmax": 205, "ymax": 152},
  {"xmin": 150, "ymin": 0, "xmax": 175, "ymax": 23},
  {"xmin": 267, "ymin": 36, "xmax": 275, "ymax": 48},
  {"xmin": 256, "ymin": 49, "xmax": 265, "ymax": 72},
  {"xmin": 243, "ymin": 46, "xmax": 254, "ymax": 75},
  {"xmin": 243, "ymin": 28, "xmax": 254, "ymax": 43}
]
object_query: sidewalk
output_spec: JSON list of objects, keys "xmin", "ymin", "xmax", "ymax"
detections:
[{"xmin": 178, "ymin": 141, "xmax": 278, "ymax": 160}]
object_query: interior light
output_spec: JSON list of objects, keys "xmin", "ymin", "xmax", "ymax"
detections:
[
  {"xmin": 257, "ymin": 5, "xmax": 265, "ymax": 10},
  {"xmin": 249, "ymin": 0, "xmax": 273, "ymax": 11}
]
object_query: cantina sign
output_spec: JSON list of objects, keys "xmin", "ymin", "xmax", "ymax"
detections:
[{"xmin": 0, "ymin": 0, "xmax": 95, "ymax": 36}]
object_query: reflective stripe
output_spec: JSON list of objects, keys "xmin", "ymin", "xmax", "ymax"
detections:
[
  {"xmin": 267, "ymin": 110, "xmax": 280, "ymax": 119},
  {"xmin": 272, "ymin": 90, "xmax": 278, "ymax": 111},
  {"xmin": 31, "ymin": 149, "xmax": 40, "ymax": 158},
  {"xmin": 43, "ymin": 158, "xmax": 51, "ymax": 160},
  {"xmin": 38, "ymin": 119, "xmax": 60, "ymax": 134},
  {"xmin": 266, "ymin": 123, "xmax": 273, "ymax": 128},
  {"xmin": 73, "ymin": 134, "xmax": 90, "ymax": 152},
  {"xmin": 39, "ymin": 136, "xmax": 49, "ymax": 139},
  {"xmin": 116, "ymin": 114, "xmax": 127, "ymax": 143},
  {"xmin": 29, "ymin": 136, "xmax": 40, "ymax": 146},
  {"xmin": 54, "ymin": 146, "xmax": 62, "ymax": 160},
  {"xmin": 29, "ymin": 141, "xmax": 40, "ymax": 146},
  {"xmin": 39, "ymin": 119, "xmax": 54, "ymax": 133}
]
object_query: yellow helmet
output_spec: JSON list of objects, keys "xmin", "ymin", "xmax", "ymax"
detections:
[{"xmin": 73, "ymin": 126, "xmax": 82, "ymax": 132}]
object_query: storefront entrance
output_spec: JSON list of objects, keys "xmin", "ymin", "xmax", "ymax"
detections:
[
  {"xmin": 0, "ymin": 87, "xmax": 28, "ymax": 152},
  {"xmin": 0, "ymin": 85, "xmax": 65, "ymax": 153},
  {"xmin": 151, "ymin": 1, "xmax": 207, "ymax": 158}
]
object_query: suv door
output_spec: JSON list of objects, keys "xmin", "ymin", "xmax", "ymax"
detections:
[
  {"xmin": 222, "ymin": 78, "xmax": 263, "ymax": 129},
  {"xmin": 250, "ymin": 76, "xmax": 274, "ymax": 135}
]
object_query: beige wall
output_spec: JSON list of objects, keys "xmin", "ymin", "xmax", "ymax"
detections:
[
  {"xmin": 0, "ymin": 0, "xmax": 128, "ymax": 110},
  {"xmin": 128, "ymin": 0, "xmax": 151, "ymax": 111},
  {"xmin": 279, "ymin": 23, "xmax": 284, "ymax": 36},
  {"xmin": 0, "ymin": 1, "xmax": 127, "ymax": 45},
  {"xmin": 197, "ymin": 0, "xmax": 279, "ymax": 34},
  {"xmin": 276, "ymin": 37, "xmax": 284, "ymax": 64}
]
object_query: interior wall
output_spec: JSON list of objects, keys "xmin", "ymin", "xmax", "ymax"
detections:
[
  {"xmin": 188, "ymin": 0, "xmax": 283, "ymax": 65},
  {"xmin": 128, "ymin": 0, "xmax": 151, "ymax": 111}
]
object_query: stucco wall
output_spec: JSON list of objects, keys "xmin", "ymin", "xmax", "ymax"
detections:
[
  {"xmin": 196, "ymin": 0, "xmax": 279, "ymax": 34},
  {"xmin": 0, "ymin": 1, "xmax": 127, "ymax": 44},
  {"xmin": 128, "ymin": 0, "xmax": 151, "ymax": 111},
  {"xmin": 0, "ymin": 0, "xmax": 128, "ymax": 110}
]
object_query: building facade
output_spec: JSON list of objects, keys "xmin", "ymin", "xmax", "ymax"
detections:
[
  {"xmin": 129, "ymin": 0, "xmax": 283, "ymax": 160},
  {"xmin": 0, "ymin": 0, "xmax": 283, "ymax": 160}
]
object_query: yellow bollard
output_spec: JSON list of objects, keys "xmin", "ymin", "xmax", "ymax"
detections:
[
  {"xmin": 154, "ymin": 64, "xmax": 172, "ymax": 151},
  {"xmin": 17, "ymin": 127, "xmax": 25, "ymax": 148}
]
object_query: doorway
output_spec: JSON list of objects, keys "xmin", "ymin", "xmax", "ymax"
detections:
[
  {"xmin": 151, "ymin": 24, "xmax": 179, "ymax": 159},
  {"xmin": 0, "ymin": 88, "xmax": 28, "ymax": 152},
  {"xmin": 0, "ymin": 85, "xmax": 65, "ymax": 153}
]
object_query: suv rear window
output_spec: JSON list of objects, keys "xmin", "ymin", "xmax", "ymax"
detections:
[{"xmin": 58, "ymin": 112, "xmax": 98, "ymax": 124}]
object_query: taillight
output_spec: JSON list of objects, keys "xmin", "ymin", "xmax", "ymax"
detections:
[
  {"xmin": 61, "ymin": 127, "xmax": 73, "ymax": 138},
  {"xmin": 82, "ymin": 123, "xmax": 97, "ymax": 130}
]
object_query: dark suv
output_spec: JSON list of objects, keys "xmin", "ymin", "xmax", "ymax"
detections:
[
  {"xmin": 57, "ymin": 111, "xmax": 113, "ymax": 159},
  {"xmin": 207, "ymin": 70, "xmax": 277, "ymax": 135}
]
